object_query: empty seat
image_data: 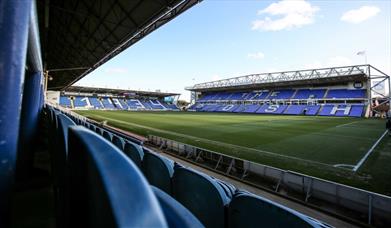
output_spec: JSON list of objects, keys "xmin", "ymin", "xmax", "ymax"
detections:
[
  {"xmin": 142, "ymin": 149, "xmax": 174, "ymax": 194},
  {"xmin": 102, "ymin": 130, "xmax": 112, "ymax": 141},
  {"xmin": 67, "ymin": 126, "xmax": 167, "ymax": 227},
  {"xmin": 89, "ymin": 124, "xmax": 96, "ymax": 131},
  {"xmin": 54, "ymin": 114, "xmax": 76, "ymax": 185},
  {"xmin": 152, "ymin": 186, "xmax": 204, "ymax": 228},
  {"xmin": 123, "ymin": 141, "xmax": 144, "ymax": 168},
  {"xmin": 112, "ymin": 135, "xmax": 125, "ymax": 150},
  {"xmin": 172, "ymin": 167, "xmax": 231, "ymax": 227},
  {"xmin": 53, "ymin": 114, "xmax": 76, "ymax": 227},
  {"xmin": 228, "ymin": 191, "xmax": 327, "ymax": 228},
  {"xmin": 95, "ymin": 127, "xmax": 102, "ymax": 135}
]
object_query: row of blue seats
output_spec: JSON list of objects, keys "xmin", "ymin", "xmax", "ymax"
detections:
[
  {"xmin": 60, "ymin": 96, "xmax": 179, "ymax": 110},
  {"xmin": 198, "ymin": 89, "xmax": 366, "ymax": 101},
  {"xmin": 189, "ymin": 103, "xmax": 365, "ymax": 117},
  {"xmin": 48, "ymin": 106, "xmax": 329, "ymax": 227}
]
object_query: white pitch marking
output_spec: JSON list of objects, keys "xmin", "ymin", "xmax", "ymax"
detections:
[
  {"xmin": 353, "ymin": 130, "xmax": 388, "ymax": 172},
  {"xmin": 336, "ymin": 121, "xmax": 360, "ymax": 128},
  {"xmin": 94, "ymin": 115, "xmax": 334, "ymax": 168}
]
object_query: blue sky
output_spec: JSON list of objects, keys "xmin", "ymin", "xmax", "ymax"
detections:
[{"xmin": 75, "ymin": 0, "xmax": 391, "ymax": 101}]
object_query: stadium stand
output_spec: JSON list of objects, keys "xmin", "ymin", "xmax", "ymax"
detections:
[
  {"xmin": 188, "ymin": 87, "xmax": 367, "ymax": 117},
  {"xmin": 43, "ymin": 106, "xmax": 331, "ymax": 227},
  {"xmin": 2, "ymin": 1, "xmax": 389, "ymax": 227},
  {"xmin": 58, "ymin": 95, "xmax": 179, "ymax": 111}
]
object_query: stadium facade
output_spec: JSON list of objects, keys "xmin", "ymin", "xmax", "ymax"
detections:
[
  {"xmin": 187, "ymin": 64, "xmax": 390, "ymax": 118},
  {"xmin": 49, "ymin": 86, "xmax": 180, "ymax": 110}
]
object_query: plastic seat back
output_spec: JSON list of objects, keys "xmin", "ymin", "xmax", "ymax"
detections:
[
  {"xmin": 54, "ymin": 114, "xmax": 76, "ymax": 186},
  {"xmin": 123, "ymin": 141, "xmax": 144, "ymax": 168},
  {"xmin": 142, "ymin": 149, "xmax": 174, "ymax": 194},
  {"xmin": 112, "ymin": 135, "xmax": 125, "ymax": 150},
  {"xmin": 102, "ymin": 130, "xmax": 112, "ymax": 141},
  {"xmin": 172, "ymin": 167, "xmax": 231, "ymax": 228},
  {"xmin": 67, "ymin": 126, "xmax": 167, "ymax": 227},
  {"xmin": 152, "ymin": 186, "xmax": 204, "ymax": 228},
  {"xmin": 228, "ymin": 191, "xmax": 325, "ymax": 228}
]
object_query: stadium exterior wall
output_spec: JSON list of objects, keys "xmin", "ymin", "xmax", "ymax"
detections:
[{"xmin": 148, "ymin": 135, "xmax": 391, "ymax": 227}]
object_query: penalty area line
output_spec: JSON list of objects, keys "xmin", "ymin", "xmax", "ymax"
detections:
[
  {"xmin": 353, "ymin": 130, "xmax": 388, "ymax": 172},
  {"xmin": 335, "ymin": 121, "xmax": 360, "ymax": 128}
]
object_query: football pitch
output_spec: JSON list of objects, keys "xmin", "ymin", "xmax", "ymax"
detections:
[{"xmin": 76, "ymin": 110, "xmax": 391, "ymax": 195}]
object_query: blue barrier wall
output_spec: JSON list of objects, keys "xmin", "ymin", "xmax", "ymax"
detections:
[
  {"xmin": 16, "ymin": 72, "xmax": 43, "ymax": 179},
  {"xmin": 0, "ymin": 0, "xmax": 32, "ymax": 225}
]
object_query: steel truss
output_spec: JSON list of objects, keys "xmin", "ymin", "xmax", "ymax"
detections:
[
  {"xmin": 187, "ymin": 65, "xmax": 372, "ymax": 91},
  {"xmin": 187, "ymin": 65, "xmax": 390, "ymax": 117}
]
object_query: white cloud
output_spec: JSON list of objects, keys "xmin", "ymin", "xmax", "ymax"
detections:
[
  {"xmin": 247, "ymin": 52, "xmax": 265, "ymax": 59},
  {"xmin": 341, "ymin": 6, "xmax": 380, "ymax": 24},
  {"xmin": 104, "ymin": 67, "xmax": 128, "ymax": 74},
  {"xmin": 251, "ymin": 0, "xmax": 319, "ymax": 31}
]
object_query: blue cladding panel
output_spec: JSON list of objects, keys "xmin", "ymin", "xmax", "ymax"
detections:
[{"xmin": 0, "ymin": 0, "xmax": 32, "ymax": 224}]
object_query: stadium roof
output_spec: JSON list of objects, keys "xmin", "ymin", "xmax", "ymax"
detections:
[
  {"xmin": 63, "ymin": 86, "xmax": 180, "ymax": 97},
  {"xmin": 186, "ymin": 65, "xmax": 374, "ymax": 92},
  {"xmin": 37, "ymin": 0, "xmax": 201, "ymax": 90}
]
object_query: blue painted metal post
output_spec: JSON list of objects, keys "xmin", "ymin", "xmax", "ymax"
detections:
[
  {"xmin": 16, "ymin": 72, "xmax": 43, "ymax": 179},
  {"xmin": 0, "ymin": 0, "xmax": 32, "ymax": 225}
]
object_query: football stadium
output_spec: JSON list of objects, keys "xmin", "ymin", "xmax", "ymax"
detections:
[{"xmin": 1, "ymin": 0, "xmax": 391, "ymax": 228}]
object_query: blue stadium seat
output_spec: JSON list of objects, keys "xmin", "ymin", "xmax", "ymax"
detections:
[
  {"xmin": 228, "ymin": 191, "xmax": 328, "ymax": 228},
  {"xmin": 152, "ymin": 186, "xmax": 204, "ymax": 228},
  {"xmin": 172, "ymin": 167, "xmax": 231, "ymax": 227},
  {"xmin": 54, "ymin": 114, "xmax": 76, "ymax": 186},
  {"xmin": 123, "ymin": 141, "xmax": 144, "ymax": 168},
  {"xmin": 59, "ymin": 96, "xmax": 72, "ymax": 108},
  {"xmin": 89, "ymin": 97, "xmax": 103, "ymax": 109},
  {"xmin": 102, "ymin": 130, "xmax": 112, "ymax": 141},
  {"xmin": 101, "ymin": 97, "xmax": 116, "ymax": 109},
  {"xmin": 95, "ymin": 127, "xmax": 102, "ymax": 135},
  {"xmin": 67, "ymin": 126, "xmax": 168, "ymax": 227},
  {"xmin": 142, "ymin": 149, "xmax": 174, "ymax": 194},
  {"xmin": 53, "ymin": 114, "xmax": 76, "ymax": 227},
  {"xmin": 88, "ymin": 124, "xmax": 96, "ymax": 131},
  {"xmin": 112, "ymin": 134, "xmax": 125, "ymax": 150}
]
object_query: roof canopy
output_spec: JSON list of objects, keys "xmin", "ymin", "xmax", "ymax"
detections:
[
  {"xmin": 186, "ymin": 65, "xmax": 372, "ymax": 92},
  {"xmin": 63, "ymin": 86, "xmax": 180, "ymax": 97},
  {"xmin": 38, "ymin": 0, "xmax": 200, "ymax": 90}
]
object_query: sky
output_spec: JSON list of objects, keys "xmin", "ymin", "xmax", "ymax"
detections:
[{"xmin": 75, "ymin": 0, "xmax": 391, "ymax": 101}]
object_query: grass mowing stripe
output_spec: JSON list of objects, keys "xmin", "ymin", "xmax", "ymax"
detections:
[
  {"xmin": 77, "ymin": 110, "xmax": 391, "ymax": 196},
  {"xmin": 95, "ymin": 114, "xmax": 334, "ymax": 168}
]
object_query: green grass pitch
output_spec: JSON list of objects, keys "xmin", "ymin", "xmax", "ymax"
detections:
[{"xmin": 76, "ymin": 110, "xmax": 391, "ymax": 195}]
